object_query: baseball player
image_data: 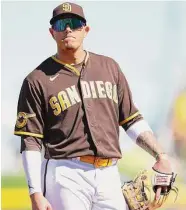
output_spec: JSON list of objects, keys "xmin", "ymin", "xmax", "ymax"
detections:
[{"xmin": 14, "ymin": 2, "xmax": 173, "ymax": 210}]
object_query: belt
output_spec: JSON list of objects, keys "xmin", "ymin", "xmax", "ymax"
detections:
[{"xmin": 73, "ymin": 156, "xmax": 118, "ymax": 168}]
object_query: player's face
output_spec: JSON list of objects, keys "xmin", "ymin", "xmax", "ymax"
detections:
[{"xmin": 49, "ymin": 17, "xmax": 90, "ymax": 51}]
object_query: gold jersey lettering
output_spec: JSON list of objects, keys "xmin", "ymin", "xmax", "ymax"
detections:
[
  {"xmin": 96, "ymin": 81, "xmax": 106, "ymax": 98},
  {"xmin": 89, "ymin": 81, "xmax": 97, "ymax": 98},
  {"xmin": 105, "ymin": 82, "xmax": 113, "ymax": 99},
  {"xmin": 81, "ymin": 81, "xmax": 91, "ymax": 98},
  {"xmin": 113, "ymin": 84, "xmax": 118, "ymax": 104},
  {"xmin": 58, "ymin": 91, "xmax": 71, "ymax": 111},
  {"xmin": 66, "ymin": 85, "xmax": 81, "ymax": 105},
  {"xmin": 49, "ymin": 96, "xmax": 61, "ymax": 116}
]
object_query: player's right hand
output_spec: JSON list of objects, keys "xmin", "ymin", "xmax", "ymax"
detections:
[{"xmin": 30, "ymin": 192, "xmax": 52, "ymax": 210}]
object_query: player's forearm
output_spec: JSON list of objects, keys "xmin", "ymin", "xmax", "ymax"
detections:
[
  {"xmin": 125, "ymin": 120, "xmax": 166, "ymax": 160},
  {"xmin": 22, "ymin": 151, "xmax": 42, "ymax": 195},
  {"xmin": 136, "ymin": 131, "xmax": 164, "ymax": 159}
]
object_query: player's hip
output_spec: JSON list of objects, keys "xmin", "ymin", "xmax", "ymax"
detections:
[{"xmin": 41, "ymin": 156, "xmax": 119, "ymax": 188}]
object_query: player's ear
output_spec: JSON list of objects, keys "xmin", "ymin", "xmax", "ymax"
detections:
[
  {"xmin": 49, "ymin": 28, "xmax": 55, "ymax": 39},
  {"xmin": 84, "ymin": 25, "xmax": 90, "ymax": 38}
]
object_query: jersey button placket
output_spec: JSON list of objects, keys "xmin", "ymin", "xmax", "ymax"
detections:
[{"xmin": 79, "ymin": 72, "xmax": 99, "ymax": 150}]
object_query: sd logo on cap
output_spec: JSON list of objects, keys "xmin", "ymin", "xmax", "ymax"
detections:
[{"xmin": 62, "ymin": 3, "xmax": 72, "ymax": 12}]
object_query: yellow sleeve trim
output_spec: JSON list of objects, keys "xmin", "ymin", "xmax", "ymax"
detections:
[
  {"xmin": 119, "ymin": 111, "xmax": 140, "ymax": 126},
  {"xmin": 14, "ymin": 131, "xmax": 44, "ymax": 139}
]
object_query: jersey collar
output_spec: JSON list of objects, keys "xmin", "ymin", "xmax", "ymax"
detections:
[{"xmin": 51, "ymin": 51, "xmax": 89, "ymax": 76}]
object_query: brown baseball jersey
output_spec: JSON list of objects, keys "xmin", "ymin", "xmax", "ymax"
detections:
[{"xmin": 14, "ymin": 51, "xmax": 142, "ymax": 159}]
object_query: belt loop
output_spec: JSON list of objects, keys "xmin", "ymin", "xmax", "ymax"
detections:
[
  {"xmin": 107, "ymin": 158, "xmax": 109, "ymax": 166},
  {"xmin": 93, "ymin": 156, "xmax": 96, "ymax": 164}
]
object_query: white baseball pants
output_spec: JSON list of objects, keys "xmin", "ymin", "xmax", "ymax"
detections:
[{"xmin": 41, "ymin": 159, "xmax": 128, "ymax": 210}]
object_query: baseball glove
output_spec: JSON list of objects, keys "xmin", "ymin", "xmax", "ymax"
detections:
[{"xmin": 121, "ymin": 169, "xmax": 178, "ymax": 210}]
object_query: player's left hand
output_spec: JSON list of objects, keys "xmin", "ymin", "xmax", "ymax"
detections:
[{"xmin": 152, "ymin": 154, "xmax": 172, "ymax": 200}]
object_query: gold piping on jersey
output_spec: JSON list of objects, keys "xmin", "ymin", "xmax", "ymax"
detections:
[
  {"xmin": 14, "ymin": 131, "xmax": 44, "ymax": 138},
  {"xmin": 51, "ymin": 56, "xmax": 80, "ymax": 76},
  {"xmin": 119, "ymin": 111, "xmax": 140, "ymax": 126},
  {"xmin": 51, "ymin": 51, "xmax": 89, "ymax": 77}
]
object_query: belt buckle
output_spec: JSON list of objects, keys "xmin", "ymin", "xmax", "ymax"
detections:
[{"xmin": 94, "ymin": 157, "xmax": 110, "ymax": 168}]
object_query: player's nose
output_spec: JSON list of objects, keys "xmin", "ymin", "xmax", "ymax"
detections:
[{"xmin": 65, "ymin": 25, "xmax": 72, "ymax": 33}]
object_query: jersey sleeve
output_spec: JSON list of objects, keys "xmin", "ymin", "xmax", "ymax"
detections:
[
  {"xmin": 14, "ymin": 78, "xmax": 45, "ymax": 151},
  {"xmin": 118, "ymin": 69, "xmax": 143, "ymax": 130}
]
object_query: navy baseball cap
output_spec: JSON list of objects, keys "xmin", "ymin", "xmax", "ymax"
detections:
[{"xmin": 50, "ymin": 2, "xmax": 86, "ymax": 25}]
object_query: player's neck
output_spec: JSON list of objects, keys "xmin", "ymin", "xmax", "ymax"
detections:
[{"xmin": 56, "ymin": 48, "xmax": 86, "ymax": 65}]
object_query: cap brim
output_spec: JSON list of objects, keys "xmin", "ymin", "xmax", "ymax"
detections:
[{"xmin": 50, "ymin": 13, "xmax": 86, "ymax": 25}]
